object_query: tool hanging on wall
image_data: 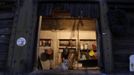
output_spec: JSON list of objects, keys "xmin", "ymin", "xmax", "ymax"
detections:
[
  {"xmin": 76, "ymin": 10, "xmax": 84, "ymax": 60},
  {"xmin": 69, "ymin": 19, "xmax": 76, "ymax": 49},
  {"xmin": 69, "ymin": 10, "xmax": 85, "ymax": 60}
]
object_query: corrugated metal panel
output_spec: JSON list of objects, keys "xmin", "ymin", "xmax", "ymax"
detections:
[
  {"xmin": 0, "ymin": 12, "xmax": 13, "ymax": 71},
  {"xmin": 112, "ymin": 37, "xmax": 133, "ymax": 72},
  {"xmin": 0, "ymin": 3, "xmax": 15, "ymax": 71},
  {"xmin": 108, "ymin": 3, "xmax": 134, "ymax": 72}
]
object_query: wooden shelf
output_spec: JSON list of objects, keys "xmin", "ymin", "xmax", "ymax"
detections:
[
  {"xmin": 39, "ymin": 39, "xmax": 51, "ymax": 47},
  {"xmin": 80, "ymin": 39, "xmax": 96, "ymax": 41},
  {"xmin": 59, "ymin": 48, "xmax": 76, "ymax": 49},
  {"xmin": 58, "ymin": 39, "xmax": 97, "ymax": 60},
  {"xmin": 59, "ymin": 39, "xmax": 76, "ymax": 50},
  {"xmin": 80, "ymin": 49, "xmax": 97, "ymax": 52},
  {"xmin": 59, "ymin": 39, "xmax": 76, "ymax": 41}
]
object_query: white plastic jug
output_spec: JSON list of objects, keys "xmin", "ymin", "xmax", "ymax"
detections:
[{"xmin": 129, "ymin": 55, "xmax": 134, "ymax": 72}]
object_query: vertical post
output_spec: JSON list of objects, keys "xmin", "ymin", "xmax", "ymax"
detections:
[
  {"xmin": 99, "ymin": 0, "xmax": 113, "ymax": 73},
  {"xmin": 7, "ymin": 0, "xmax": 37, "ymax": 73},
  {"xmin": 96, "ymin": 20, "xmax": 103, "ymax": 70},
  {"xmin": 35, "ymin": 16, "xmax": 42, "ymax": 70}
]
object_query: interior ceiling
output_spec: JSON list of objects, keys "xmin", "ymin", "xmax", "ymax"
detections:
[
  {"xmin": 40, "ymin": 9, "xmax": 96, "ymax": 31},
  {"xmin": 41, "ymin": 17, "xmax": 96, "ymax": 31}
]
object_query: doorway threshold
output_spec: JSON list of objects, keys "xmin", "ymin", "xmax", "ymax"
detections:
[{"xmin": 30, "ymin": 69, "xmax": 101, "ymax": 75}]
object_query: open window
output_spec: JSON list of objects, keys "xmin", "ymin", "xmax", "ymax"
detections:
[{"xmin": 36, "ymin": 9, "xmax": 100, "ymax": 71}]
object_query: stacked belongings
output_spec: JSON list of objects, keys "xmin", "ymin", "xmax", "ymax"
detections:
[{"xmin": 40, "ymin": 46, "xmax": 53, "ymax": 70}]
